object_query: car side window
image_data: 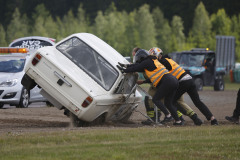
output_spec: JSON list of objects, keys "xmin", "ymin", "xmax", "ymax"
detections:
[{"xmin": 56, "ymin": 37, "xmax": 118, "ymax": 90}]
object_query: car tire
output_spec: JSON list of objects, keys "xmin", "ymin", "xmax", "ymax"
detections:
[
  {"xmin": 194, "ymin": 78, "xmax": 203, "ymax": 91},
  {"xmin": 119, "ymin": 111, "xmax": 133, "ymax": 123},
  {"xmin": 214, "ymin": 79, "xmax": 224, "ymax": 91},
  {"xmin": 46, "ymin": 101, "xmax": 54, "ymax": 107},
  {"xmin": 16, "ymin": 88, "xmax": 30, "ymax": 108},
  {"xmin": 69, "ymin": 112, "xmax": 89, "ymax": 127},
  {"xmin": 0, "ymin": 103, "xmax": 4, "ymax": 109},
  {"xmin": 21, "ymin": 74, "xmax": 37, "ymax": 90}
]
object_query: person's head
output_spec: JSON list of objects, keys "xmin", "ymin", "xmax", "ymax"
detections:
[
  {"xmin": 133, "ymin": 49, "xmax": 149, "ymax": 64},
  {"xmin": 132, "ymin": 47, "xmax": 140, "ymax": 56},
  {"xmin": 148, "ymin": 47, "xmax": 163, "ymax": 60}
]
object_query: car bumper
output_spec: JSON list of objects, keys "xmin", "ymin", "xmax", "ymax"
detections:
[{"xmin": 0, "ymin": 86, "xmax": 21, "ymax": 105}]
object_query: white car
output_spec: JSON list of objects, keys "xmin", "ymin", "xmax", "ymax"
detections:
[
  {"xmin": 22, "ymin": 33, "xmax": 142, "ymax": 126},
  {"xmin": 0, "ymin": 36, "xmax": 55, "ymax": 108}
]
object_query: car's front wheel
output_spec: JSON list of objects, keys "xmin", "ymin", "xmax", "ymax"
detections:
[{"xmin": 16, "ymin": 88, "xmax": 30, "ymax": 108}]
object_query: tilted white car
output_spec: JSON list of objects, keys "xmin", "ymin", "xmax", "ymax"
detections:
[{"xmin": 22, "ymin": 33, "xmax": 142, "ymax": 126}]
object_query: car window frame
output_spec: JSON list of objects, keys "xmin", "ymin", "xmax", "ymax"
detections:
[{"xmin": 56, "ymin": 36, "xmax": 119, "ymax": 91}]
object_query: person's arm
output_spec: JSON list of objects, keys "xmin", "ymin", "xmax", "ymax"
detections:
[
  {"xmin": 160, "ymin": 58, "xmax": 172, "ymax": 71},
  {"xmin": 143, "ymin": 78, "xmax": 151, "ymax": 83},
  {"xmin": 123, "ymin": 59, "xmax": 150, "ymax": 73}
]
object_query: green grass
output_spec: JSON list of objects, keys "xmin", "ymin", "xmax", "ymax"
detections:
[
  {"xmin": 223, "ymin": 75, "xmax": 240, "ymax": 90},
  {"xmin": 0, "ymin": 126, "xmax": 240, "ymax": 160}
]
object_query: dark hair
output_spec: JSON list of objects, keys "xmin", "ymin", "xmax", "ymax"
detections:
[
  {"xmin": 134, "ymin": 49, "xmax": 149, "ymax": 63},
  {"xmin": 132, "ymin": 47, "xmax": 140, "ymax": 54}
]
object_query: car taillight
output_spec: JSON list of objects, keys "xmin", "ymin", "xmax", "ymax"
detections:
[
  {"xmin": 32, "ymin": 53, "xmax": 42, "ymax": 66},
  {"xmin": 81, "ymin": 96, "xmax": 93, "ymax": 108}
]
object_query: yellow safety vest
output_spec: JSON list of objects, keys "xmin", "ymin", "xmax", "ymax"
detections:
[
  {"xmin": 165, "ymin": 58, "xmax": 185, "ymax": 80},
  {"xmin": 145, "ymin": 59, "xmax": 169, "ymax": 87}
]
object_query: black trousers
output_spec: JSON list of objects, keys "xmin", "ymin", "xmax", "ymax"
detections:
[
  {"xmin": 173, "ymin": 79, "xmax": 213, "ymax": 120},
  {"xmin": 233, "ymin": 88, "xmax": 240, "ymax": 118},
  {"xmin": 152, "ymin": 74, "xmax": 179, "ymax": 121}
]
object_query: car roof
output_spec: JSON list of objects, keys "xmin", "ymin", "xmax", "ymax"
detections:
[
  {"xmin": 0, "ymin": 54, "xmax": 27, "ymax": 60},
  {"xmin": 9, "ymin": 36, "xmax": 56, "ymax": 47},
  {"xmin": 176, "ymin": 49, "xmax": 215, "ymax": 54}
]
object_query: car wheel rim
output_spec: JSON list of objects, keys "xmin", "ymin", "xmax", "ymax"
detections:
[{"xmin": 22, "ymin": 89, "xmax": 29, "ymax": 107}]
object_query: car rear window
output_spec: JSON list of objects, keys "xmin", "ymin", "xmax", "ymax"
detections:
[{"xmin": 56, "ymin": 37, "xmax": 119, "ymax": 91}]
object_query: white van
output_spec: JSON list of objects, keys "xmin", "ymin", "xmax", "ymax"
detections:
[{"xmin": 22, "ymin": 33, "xmax": 142, "ymax": 126}]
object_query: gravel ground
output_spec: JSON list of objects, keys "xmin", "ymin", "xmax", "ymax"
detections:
[{"xmin": 0, "ymin": 89, "xmax": 238, "ymax": 133}]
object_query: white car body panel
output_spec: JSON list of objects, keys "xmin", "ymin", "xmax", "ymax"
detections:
[{"xmin": 23, "ymin": 33, "xmax": 142, "ymax": 122}]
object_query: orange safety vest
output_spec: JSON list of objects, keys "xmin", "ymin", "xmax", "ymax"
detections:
[
  {"xmin": 165, "ymin": 58, "xmax": 185, "ymax": 80},
  {"xmin": 145, "ymin": 59, "xmax": 169, "ymax": 87}
]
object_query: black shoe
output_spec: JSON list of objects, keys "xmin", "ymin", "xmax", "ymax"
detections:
[
  {"xmin": 173, "ymin": 121, "xmax": 184, "ymax": 126},
  {"xmin": 211, "ymin": 119, "xmax": 219, "ymax": 125},
  {"xmin": 141, "ymin": 119, "xmax": 153, "ymax": 125},
  {"xmin": 191, "ymin": 114, "xmax": 203, "ymax": 126},
  {"xmin": 161, "ymin": 116, "xmax": 174, "ymax": 124},
  {"xmin": 179, "ymin": 116, "xmax": 185, "ymax": 125},
  {"xmin": 225, "ymin": 116, "xmax": 239, "ymax": 124}
]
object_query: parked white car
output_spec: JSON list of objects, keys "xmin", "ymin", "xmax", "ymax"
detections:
[
  {"xmin": 22, "ymin": 33, "xmax": 142, "ymax": 126},
  {"xmin": 0, "ymin": 36, "xmax": 55, "ymax": 108}
]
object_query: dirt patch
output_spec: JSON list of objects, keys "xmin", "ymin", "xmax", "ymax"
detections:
[{"xmin": 0, "ymin": 89, "xmax": 238, "ymax": 133}]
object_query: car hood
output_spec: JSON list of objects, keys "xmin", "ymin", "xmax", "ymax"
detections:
[
  {"xmin": 181, "ymin": 66, "xmax": 205, "ymax": 76},
  {"xmin": 0, "ymin": 72, "xmax": 24, "ymax": 82}
]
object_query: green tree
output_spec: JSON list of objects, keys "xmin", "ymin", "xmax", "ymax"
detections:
[
  {"xmin": 31, "ymin": 4, "xmax": 50, "ymax": 37},
  {"xmin": 44, "ymin": 16, "xmax": 59, "ymax": 39},
  {"xmin": 93, "ymin": 11, "xmax": 107, "ymax": 39},
  {"xmin": 125, "ymin": 10, "xmax": 139, "ymax": 56},
  {"xmin": 103, "ymin": 3, "xmax": 128, "ymax": 54},
  {"xmin": 55, "ymin": 16, "xmax": 65, "ymax": 41},
  {"xmin": 191, "ymin": 2, "xmax": 212, "ymax": 48},
  {"xmin": 6, "ymin": 8, "xmax": 29, "ymax": 43},
  {"xmin": 76, "ymin": 4, "xmax": 89, "ymax": 33},
  {"xmin": 211, "ymin": 9, "xmax": 231, "ymax": 35},
  {"xmin": 61, "ymin": 10, "xmax": 78, "ymax": 37},
  {"xmin": 231, "ymin": 15, "xmax": 240, "ymax": 61},
  {"xmin": 0, "ymin": 24, "xmax": 7, "ymax": 46},
  {"xmin": 135, "ymin": 4, "xmax": 156, "ymax": 49},
  {"xmin": 152, "ymin": 7, "xmax": 171, "ymax": 53},
  {"xmin": 170, "ymin": 15, "xmax": 185, "ymax": 52}
]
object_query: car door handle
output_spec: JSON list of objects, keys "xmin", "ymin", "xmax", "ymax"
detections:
[{"xmin": 54, "ymin": 71, "xmax": 72, "ymax": 87}]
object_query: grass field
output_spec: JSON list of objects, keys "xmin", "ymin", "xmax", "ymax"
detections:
[
  {"xmin": 0, "ymin": 125, "xmax": 240, "ymax": 160},
  {"xmin": 0, "ymin": 77, "xmax": 239, "ymax": 160}
]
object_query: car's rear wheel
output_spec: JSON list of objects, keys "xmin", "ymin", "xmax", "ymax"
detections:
[
  {"xmin": 69, "ymin": 112, "xmax": 89, "ymax": 127},
  {"xmin": 214, "ymin": 79, "xmax": 224, "ymax": 91},
  {"xmin": 16, "ymin": 88, "xmax": 30, "ymax": 108},
  {"xmin": 0, "ymin": 103, "xmax": 4, "ymax": 109},
  {"xmin": 194, "ymin": 78, "xmax": 203, "ymax": 91}
]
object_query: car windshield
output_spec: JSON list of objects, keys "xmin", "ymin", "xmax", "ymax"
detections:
[
  {"xmin": 178, "ymin": 53, "xmax": 205, "ymax": 67},
  {"xmin": 56, "ymin": 37, "xmax": 119, "ymax": 91},
  {"xmin": 0, "ymin": 57, "xmax": 25, "ymax": 73}
]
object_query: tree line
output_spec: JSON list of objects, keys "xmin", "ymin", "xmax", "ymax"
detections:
[{"xmin": 0, "ymin": 2, "xmax": 240, "ymax": 61}]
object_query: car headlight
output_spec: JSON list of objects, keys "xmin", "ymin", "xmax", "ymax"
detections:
[{"xmin": 0, "ymin": 79, "xmax": 18, "ymax": 87}]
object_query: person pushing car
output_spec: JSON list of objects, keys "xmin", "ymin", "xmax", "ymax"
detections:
[
  {"xmin": 117, "ymin": 48, "xmax": 183, "ymax": 125},
  {"xmin": 151, "ymin": 47, "xmax": 218, "ymax": 125}
]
